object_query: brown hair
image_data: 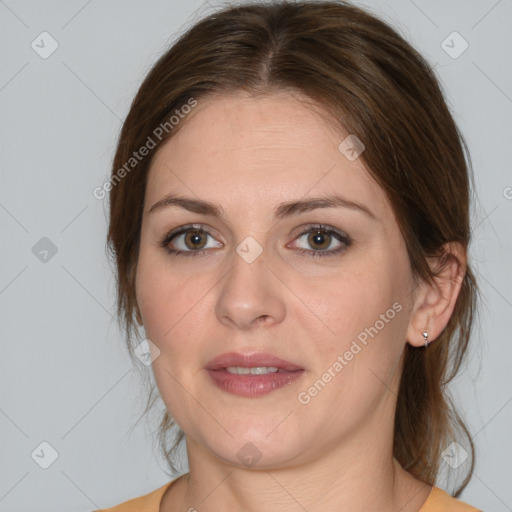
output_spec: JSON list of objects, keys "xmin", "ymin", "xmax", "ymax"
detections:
[{"xmin": 107, "ymin": 0, "xmax": 477, "ymax": 495}]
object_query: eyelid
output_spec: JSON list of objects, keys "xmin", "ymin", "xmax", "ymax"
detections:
[
  {"xmin": 160, "ymin": 223, "xmax": 222, "ymax": 247},
  {"xmin": 160, "ymin": 222, "xmax": 351, "ymax": 258},
  {"xmin": 291, "ymin": 223, "xmax": 351, "ymax": 243},
  {"xmin": 286, "ymin": 223, "xmax": 351, "ymax": 256}
]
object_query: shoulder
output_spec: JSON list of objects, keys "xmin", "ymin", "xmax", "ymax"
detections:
[
  {"xmin": 92, "ymin": 480, "xmax": 175, "ymax": 512},
  {"xmin": 420, "ymin": 486, "xmax": 482, "ymax": 512}
]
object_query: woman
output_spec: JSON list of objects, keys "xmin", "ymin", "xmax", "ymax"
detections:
[{"xmin": 97, "ymin": 1, "xmax": 481, "ymax": 510}]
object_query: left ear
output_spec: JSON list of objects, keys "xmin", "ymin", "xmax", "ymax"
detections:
[{"xmin": 406, "ymin": 242, "xmax": 466, "ymax": 347}]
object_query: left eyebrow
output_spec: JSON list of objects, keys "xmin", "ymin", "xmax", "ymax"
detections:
[
  {"xmin": 148, "ymin": 193, "xmax": 377, "ymax": 221},
  {"xmin": 274, "ymin": 194, "xmax": 377, "ymax": 221}
]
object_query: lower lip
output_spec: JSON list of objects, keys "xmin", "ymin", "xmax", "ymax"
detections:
[{"xmin": 206, "ymin": 369, "xmax": 305, "ymax": 397}]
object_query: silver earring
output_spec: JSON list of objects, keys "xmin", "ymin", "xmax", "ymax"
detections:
[{"xmin": 423, "ymin": 330, "xmax": 429, "ymax": 347}]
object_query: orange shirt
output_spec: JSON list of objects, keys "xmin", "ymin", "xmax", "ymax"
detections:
[{"xmin": 95, "ymin": 477, "xmax": 481, "ymax": 512}]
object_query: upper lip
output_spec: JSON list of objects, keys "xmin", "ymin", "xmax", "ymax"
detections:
[{"xmin": 206, "ymin": 352, "xmax": 303, "ymax": 371}]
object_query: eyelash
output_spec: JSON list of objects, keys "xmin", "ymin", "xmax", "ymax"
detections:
[{"xmin": 159, "ymin": 223, "xmax": 352, "ymax": 259}]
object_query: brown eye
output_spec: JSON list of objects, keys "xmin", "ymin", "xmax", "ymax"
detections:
[
  {"xmin": 161, "ymin": 224, "xmax": 223, "ymax": 256},
  {"xmin": 289, "ymin": 225, "xmax": 351, "ymax": 258},
  {"xmin": 307, "ymin": 230, "xmax": 332, "ymax": 250},
  {"xmin": 184, "ymin": 229, "xmax": 208, "ymax": 250}
]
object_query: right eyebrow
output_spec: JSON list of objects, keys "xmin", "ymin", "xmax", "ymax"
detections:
[{"xmin": 148, "ymin": 194, "xmax": 223, "ymax": 217}]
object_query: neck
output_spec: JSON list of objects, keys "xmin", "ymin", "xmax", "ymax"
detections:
[{"xmin": 166, "ymin": 425, "xmax": 431, "ymax": 512}]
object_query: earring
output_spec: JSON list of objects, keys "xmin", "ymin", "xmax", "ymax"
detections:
[{"xmin": 422, "ymin": 330, "xmax": 429, "ymax": 347}]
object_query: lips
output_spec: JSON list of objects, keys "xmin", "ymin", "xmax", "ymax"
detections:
[
  {"xmin": 205, "ymin": 352, "xmax": 304, "ymax": 372},
  {"xmin": 205, "ymin": 352, "xmax": 305, "ymax": 397}
]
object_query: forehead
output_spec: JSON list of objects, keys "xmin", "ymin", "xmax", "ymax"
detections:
[{"xmin": 145, "ymin": 92, "xmax": 390, "ymax": 221}]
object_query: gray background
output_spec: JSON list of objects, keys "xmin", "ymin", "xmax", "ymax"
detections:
[{"xmin": 0, "ymin": 0, "xmax": 511, "ymax": 511}]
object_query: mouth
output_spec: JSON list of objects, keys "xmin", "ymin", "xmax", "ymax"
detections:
[{"xmin": 205, "ymin": 352, "xmax": 305, "ymax": 397}]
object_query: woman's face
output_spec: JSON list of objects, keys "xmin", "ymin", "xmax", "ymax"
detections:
[{"xmin": 136, "ymin": 91, "xmax": 418, "ymax": 469}]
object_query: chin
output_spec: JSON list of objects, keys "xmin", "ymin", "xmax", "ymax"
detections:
[{"xmin": 196, "ymin": 423, "xmax": 307, "ymax": 469}]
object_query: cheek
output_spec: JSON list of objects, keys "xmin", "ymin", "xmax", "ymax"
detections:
[
  {"xmin": 136, "ymin": 260, "xmax": 169, "ymax": 337},
  {"xmin": 296, "ymin": 276, "xmax": 409, "ymax": 426},
  {"xmin": 135, "ymin": 253, "xmax": 209, "ymax": 423},
  {"xmin": 135, "ymin": 247, "xmax": 220, "ymax": 364},
  {"xmin": 305, "ymin": 264, "xmax": 401, "ymax": 338},
  {"xmin": 301, "ymin": 248, "xmax": 412, "ymax": 380},
  {"xmin": 136, "ymin": 249, "xmax": 188, "ymax": 341}
]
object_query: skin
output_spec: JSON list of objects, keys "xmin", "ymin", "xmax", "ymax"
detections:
[{"xmin": 135, "ymin": 91, "xmax": 465, "ymax": 512}]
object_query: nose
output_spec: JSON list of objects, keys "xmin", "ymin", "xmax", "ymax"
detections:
[{"xmin": 215, "ymin": 248, "xmax": 286, "ymax": 331}]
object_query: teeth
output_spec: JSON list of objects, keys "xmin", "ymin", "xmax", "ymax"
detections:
[{"xmin": 226, "ymin": 366, "xmax": 279, "ymax": 375}]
